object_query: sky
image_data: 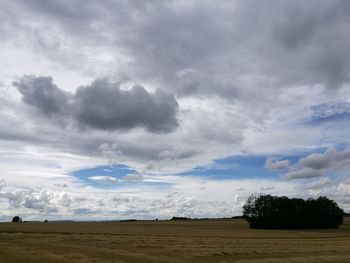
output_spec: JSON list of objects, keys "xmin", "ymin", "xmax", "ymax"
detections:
[{"xmin": 1, "ymin": 0, "xmax": 350, "ymax": 221}]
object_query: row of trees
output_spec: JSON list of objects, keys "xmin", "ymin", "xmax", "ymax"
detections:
[{"xmin": 243, "ymin": 194, "xmax": 344, "ymax": 229}]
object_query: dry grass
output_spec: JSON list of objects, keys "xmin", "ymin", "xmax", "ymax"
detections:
[{"xmin": 0, "ymin": 218, "xmax": 349, "ymax": 262}]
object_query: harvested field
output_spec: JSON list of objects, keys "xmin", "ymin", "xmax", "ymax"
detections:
[{"xmin": 0, "ymin": 218, "xmax": 349, "ymax": 262}]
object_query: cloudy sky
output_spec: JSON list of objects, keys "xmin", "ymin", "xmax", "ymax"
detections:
[{"xmin": 1, "ymin": 0, "xmax": 350, "ymax": 221}]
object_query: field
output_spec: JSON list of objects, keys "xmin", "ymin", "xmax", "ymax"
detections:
[{"xmin": 0, "ymin": 218, "xmax": 349, "ymax": 263}]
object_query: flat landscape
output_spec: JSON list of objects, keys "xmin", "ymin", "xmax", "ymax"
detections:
[{"xmin": 0, "ymin": 218, "xmax": 349, "ymax": 263}]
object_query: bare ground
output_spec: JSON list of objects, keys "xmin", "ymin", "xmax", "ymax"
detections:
[{"xmin": 0, "ymin": 218, "xmax": 349, "ymax": 262}]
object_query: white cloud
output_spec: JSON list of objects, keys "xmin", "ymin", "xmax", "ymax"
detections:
[
  {"xmin": 0, "ymin": 174, "xmax": 302, "ymax": 221},
  {"xmin": 88, "ymin": 176, "xmax": 118, "ymax": 184},
  {"xmin": 122, "ymin": 173, "xmax": 144, "ymax": 181}
]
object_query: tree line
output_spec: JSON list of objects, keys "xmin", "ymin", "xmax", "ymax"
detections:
[{"xmin": 243, "ymin": 194, "xmax": 344, "ymax": 229}]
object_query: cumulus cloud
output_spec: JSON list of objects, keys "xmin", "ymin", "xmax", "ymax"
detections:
[
  {"xmin": 0, "ymin": 188, "xmax": 72, "ymax": 212},
  {"xmin": 265, "ymin": 158, "xmax": 290, "ymax": 171},
  {"xmin": 283, "ymin": 148, "xmax": 350, "ymax": 180},
  {"xmin": 299, "ymin": 148, "xmax": 350, "ymax": 170},
  {"xmin": 0, "ymin": 181, "xmax": 247, "ymax": 219},
  {"xmin": 299, "ymin": 149, "xmax": 335, "ymax": 170},
  {"xmin": 0, "ymin": 185, "xmax": 105, "ymax": 219},
  {"xmin": 73, "ymin": 79, "xmax": 179, "ymax": 133},
  {"xmin": 13, "ymin": 76, "xmax": 70, "ymax": 118},
  {"xmin": 14, "ymin": 76, "xmax": 179, "ymax": 133}
]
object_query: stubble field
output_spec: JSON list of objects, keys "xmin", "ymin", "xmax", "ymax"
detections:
[{"xmin": 0, "ymin": 218, "xmax": 349, "ymax": 263}]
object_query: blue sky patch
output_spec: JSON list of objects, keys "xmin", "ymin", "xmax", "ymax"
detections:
[
  {"xmin": 71, "ymin": 164, "xmax": 174, "ymax": 188},
  {"xmin": 71, "ymin": 148, "xmax": 345, "ymax": 189},
  {"xmin": 309, "ymin": 102, "xmax": 350, "ymax": 124}
]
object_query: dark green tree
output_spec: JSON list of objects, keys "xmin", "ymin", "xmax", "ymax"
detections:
[
  {"xmin": 12, "ymin": 216, "xmax": 22, "ymax": 223},
  {"xmin": 243, "ymin": 194, "xmax": 344, "ymax": 229}
]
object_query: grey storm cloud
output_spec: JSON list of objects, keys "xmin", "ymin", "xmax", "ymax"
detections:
[
  {"xmin": 13, "ymin": 76, "xmax": 69, "ymax": 117},
  {"xmin": 13, "ymin": 76, "xmax": 179, "ymax": 133},
  {"xmin": 0, "ymin": 1, "xmax": 348, "ymax": 162},
  {"xmin": 0, "ymin": 0, "xmax": 348, "ymax": 138},
  {"xmin": 270, "ymin": 0, "xmax": 350, "ymax": 88},
  {"xmin": 3, "ymin": 0, "xmax": 350, "ymax": 101},
  {"xmin": 73, "ymin": 80, "xmax": 179, "ymax": 133}
]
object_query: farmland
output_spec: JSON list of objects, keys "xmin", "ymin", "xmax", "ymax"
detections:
[{"xmin": 0, "ymin": 218, "xmax": 349, "ymax": 262}]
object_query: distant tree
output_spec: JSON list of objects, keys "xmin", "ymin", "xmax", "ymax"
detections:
[
  {"xmin": 243, "ymin": 194, "xmax": 344, "ymax": 229},
  {"xmin": 44, "ymin": 220, "xmax": 48, "ymax": 223},
  {"xmin": 12, "ymin": 216, "xmax": 22, "ymax": 223},
  {"xmin": 171, "ymin": 216, "xmax": 191, "ymax": 220}
]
